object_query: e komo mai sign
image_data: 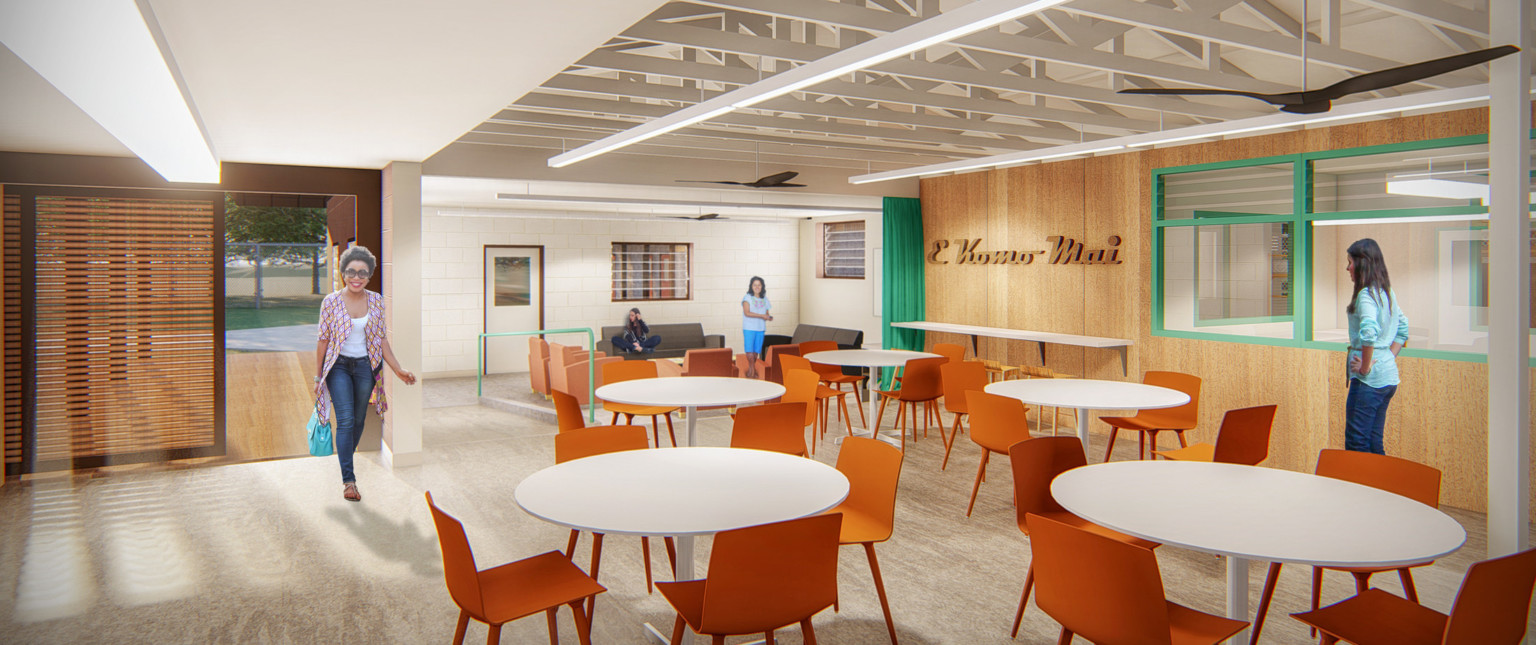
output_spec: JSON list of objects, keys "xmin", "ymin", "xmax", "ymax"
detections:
[{"xmin": 927, "ymin": 235, "xmax": 1123, "ymax": 266}]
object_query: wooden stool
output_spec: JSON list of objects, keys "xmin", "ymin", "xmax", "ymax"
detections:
[{"xmin": 982, "ymin": 359, "xmax": 1020, "ymax": 383}]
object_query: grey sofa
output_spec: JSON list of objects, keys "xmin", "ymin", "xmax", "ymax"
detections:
[
  {"xmin": 764, "ymin": 323, "xmax": 865, "ymax": 351},
  {"xmin": 598, "ymin": 322, "xmax": 724, "ymax": 360}
]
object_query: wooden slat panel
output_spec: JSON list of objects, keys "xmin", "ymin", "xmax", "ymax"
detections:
[{"xmin": 2, "ymin": 191, "xmax": 20, "ymax": 470}]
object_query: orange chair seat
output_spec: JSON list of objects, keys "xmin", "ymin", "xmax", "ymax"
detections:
[
  {"xmin": 475, "ymin": 551, "xmax": 607, "ymax": 624},
  {"xmin": 1026, "ymin": 510, "xmax": 1158, "ymax": 551},
  {"xmin": 1155, "ymin": 443, "xmax": 1216, "ymax": 462},
  {"xmin": 605, "ymin": 402, "xmax": 679, "ymax": 416},
  {"xmin": 821, "ymin": 373, "xmax": 863, "ymax": 384},
  {"xmin": 1167, "ymin": 601, "xmax": 1250, "ymax": 645},
  {"xmin": 1101, "ymin": 414, "xmax": 1191, "ymax": 431},
  {"xmin": 1291, "ymin": 588, "xmax": 1447, "ymax": 645},
  {"xmin": 655, "ymin": 579, "xmax": 708, "ymax": 632},
  {"xmin": 831, "ymin": 506, "xmax": 891, "ymax": 545}
]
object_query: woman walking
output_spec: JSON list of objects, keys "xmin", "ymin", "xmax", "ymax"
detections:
[
  {"xmin": 612, "ymin": 307, "xmax": 662, "ymax": 354},
  {"xmin": 741, "ymin": 276, "xmax": 772, "ymax": 378},
  {"xmin": 314, "ymin": 245, "xmax": 417, "ymax": 501},
  {"xmin": 1343, "ymin": 238, "xmax": 1408, "ymax": 455}
]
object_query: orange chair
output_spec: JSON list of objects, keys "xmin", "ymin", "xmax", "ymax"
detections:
[
  {"xmin": 781, "ymin": 370, "xmax": 826, "ymax": 455},
  {"xmin": 1155, "ymin": 404, "xmax": 1277, "ymax": 465},
  {"xmin": 1099, "ymin": 371, "xmax": 1201, "ymax": 462},
  {"xmin": 552, "ymin": 389, "xmax": 587, "ymax": 432},
  {"xmin": 680, "ymin": 347, "xmax": 736, "ymax": 377},
  {"xmin": 601, "ymin": 360, "xmax": 679, "ymax": 448},
  {"xmin": 938, "ymin": 360, "xmax": 988, "ymax": 470},
  {"xmin": 800, "ymin": 340, "xmax": 867, "ymax": 428},
  {"xmin": 554, "ymin": 354, "xmax": 623, "ymax": 407},
  {"xmin": 781, "ymin": 354, "xmax": 855, "ymax": 442},
  {"xmin": 962, "ymin": 391, "xmax": 1033, "ymax": 517},
  {"xmin": 1026, "ymin": 513, "xmax": 1247, "ymax": 645},
  {"xmin": 875, "ymin": 356, "xmax": 946, "ymax": 447},
  {"xmin": 1291, "ymin": 547, "xmax": 1536, "ymax": 645},
  {"xmin": 656, "ymin": 514, "xmax": 842, "ymax": 645},
  {"xmin": 824, "ymin": 437, "xmax": 904, "ymax": 645},
  {"xmin": 553, "ymin": 425, "xmax": 676, "ymax": 598},
  {"xmin": 931, "ymin": 342, "xmax": 965, "ymax": 363},
  {"xmin": 529, "ymin": 337, "xmax": 552, "ymax": 397},
  {"xmin": 426, "ymin": 491, "xmax": 605, "ymax": 645},
  {"xmin": 1007, "ymin": 437, "xmax": 1159, "ymax": 637},
  {"xmin": 731, "ymin": 402, "xmax": 810, "ymax": 457}
]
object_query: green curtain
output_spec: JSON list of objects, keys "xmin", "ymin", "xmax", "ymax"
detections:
[{"xmin": 881, "ymin": 196, "xmax": 925, "ymax": 389}]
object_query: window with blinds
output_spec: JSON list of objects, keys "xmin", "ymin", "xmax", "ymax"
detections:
[
  {"xmin": 820, "ymin": 220, "xmax": 865, "ymax": 279},
  {"xmin": 611, "ymin": 242, "xmax": 691, "ymax": 301}
]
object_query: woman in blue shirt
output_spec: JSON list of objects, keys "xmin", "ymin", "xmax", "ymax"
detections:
[
  {"xmin": 741, "ymin": 276, "xmax": 772, "ymax": 378},
  {"xmin": 1344, "ymin": 238, "xmax": 1409, "ymax": 454}
]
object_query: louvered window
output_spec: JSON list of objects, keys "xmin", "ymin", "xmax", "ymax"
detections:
[
  {"xmin": 821, "ymin": 221, "xmax": 865, "ymax": 279},
  {"xmin": 611, "ymin": 242, "xmax": 691, "ymax": 301}
]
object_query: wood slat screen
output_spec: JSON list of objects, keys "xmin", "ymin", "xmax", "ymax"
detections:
[
  {"xmin": 12, "ymin": 187, "xmax": 224, "ymax": 471},
  {"xmin": 3, "ymin": 191, "xmax": 21, "ymax": 473}
]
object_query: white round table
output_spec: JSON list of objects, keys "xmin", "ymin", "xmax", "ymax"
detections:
[
  {"xmin": 803, "ymin": 349, "xmax": 940, "ymax": 445},
  {"xmin": 985, "ymin": 378, "xmax": 1188, "ymax": 461},
  {"xmin": 1052, "ymin": 461, "xmax": 1465, "ymax": 644},
  {"xmin": 596, "ymin": 376, "xmax": 785, "ymax": 447},
  {"xmin": 516, "ymin": 447, "xmax": 849, "ymax": 643}
]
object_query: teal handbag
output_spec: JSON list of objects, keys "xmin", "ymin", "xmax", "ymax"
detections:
[{"xmin": 307, "ymin": 405, "xmax": 334, "ymax": 457}]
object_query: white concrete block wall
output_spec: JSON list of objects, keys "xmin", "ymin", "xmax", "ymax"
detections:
[{"xmin": 419, "ymin": 210, "xmax": 800, "ymax": 377}]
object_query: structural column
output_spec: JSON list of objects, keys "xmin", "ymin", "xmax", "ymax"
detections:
[
  {"xmin": 382, "ymin": 162, "xmax": 423, "ymax": 469},
  {"xmin": 1487, "ymin": 0, "xmax": 1531, "ymax": 557}
]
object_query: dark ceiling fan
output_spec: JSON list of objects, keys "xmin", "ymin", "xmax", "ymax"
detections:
[
  {"xmin": 664, "ymin": 213, "xmax": 727, "ymax": 221},
  {"xmin": 1118, "ymin": 45, "xmax": 1519, "ymax": 114},
  {"xmin": 675, "ymin": 170, "xmax": 806, "ymax": 188}
]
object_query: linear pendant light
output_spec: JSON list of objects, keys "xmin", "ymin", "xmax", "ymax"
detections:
[
  {"xmin": 0, "ymin": 0, "xmax": 219, "ymax": 183},
  {"xmin": 547, "ymin": 0, "xmax": 1070, "ymax": 169}
]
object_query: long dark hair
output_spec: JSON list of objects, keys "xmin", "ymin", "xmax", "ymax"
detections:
[
  {"xmin": 1345, "ymin": 238, "xmax": 1392, "ymax": 314},
  {"xmin": 745, "ymin": 276, "xmax": 766, "ymax": 298},
  {"xmin": 624, "ymin": 307, "xmax": 642, "ymax": 331}
]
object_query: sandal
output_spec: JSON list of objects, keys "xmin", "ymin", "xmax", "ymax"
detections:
[{"xmin": 343, "ymin": 483, "xmax": 361, "ymax": 502}]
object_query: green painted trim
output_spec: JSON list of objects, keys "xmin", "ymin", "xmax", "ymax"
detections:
[
  {"xmin": 1304, "ymin": 134, "xmax": 1489, "ymax": 161},
  {"xmin": 1194, "ymin": 315, "xmax": 1293, "ymax": 327},
  {"xmin": 1151, "ymin": 153, "xmax": 1302, "ymax": 176},
  {"xmin": 1309, "ymin": 205, "xmax": 1490, "ymax": 220},
  {"xmin": 1294, "ymin": 159, "xmax": 1311, "ymax": 342},
  {"xmin": 1155, "ymin": 213, "xmax": 1298, "ymax": 227},
  {"xmin": 1191, "ymin": 209, "xmax": 1288, "ymax": 218},
  {"xmin": 478, "ymin": 327, "xmax": 597, "ymax": 422},
  {"xmin": 1152, "ymin": 328, "xmax": 1298, "ymax": 347}
]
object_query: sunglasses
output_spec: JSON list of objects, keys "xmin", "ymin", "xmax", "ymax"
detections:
[{"xmin": 342, "ymin": 269, "xmax": 371, "ymax": 279}]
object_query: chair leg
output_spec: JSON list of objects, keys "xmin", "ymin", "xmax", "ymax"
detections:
[
  {"xmin": 853, "ymin": 383, "xmax": 867, "ymax": 428},
  {"xmin": 641, "ymin": 536, "xmax": 654, "ymax": 593},
  {"xmin": 546, "ymin": 608, "xmax": 559, "ymax": 645},
  {"xmin": 864, "ymin": 542, "xmax": 899, "ymax": 645},
  {"xmin": 1250, "ymin": 561, "xmax": 1283, "ymax": 645},
  {"xmin": 665, "ymin": 536, "xmax": 677, "ymax": 575},
  {"xmin": 1321, "ymin": 635, "xmax": 1340, "ymax": 645},
  {"xmin": 1102, "ymin": 427, "xmax": 1119, "ymax": 463},
  {"xmin": 1010, "ymin": 566, "xmax": 1034, "ymax": 638},
  {"xmin": 670, "ymin": 615, "xmax": 687, "ymax": 645},
  {"xmin": 1057, "ymin": 627, "xmax": 1074, "ymax": 645},
  {"xmin": 764, "ymin": 631, "xmax": 776, "ymax": 645},
  {"xmin": 876, "ymin": 396, "xmax": 891, "ymax": 434},
  {"xmin": 611, "ymin": 411, "xmax": 620, "ymax": 425},
  {"xmin": 801, "ymin": 618, "xmax": 818, "ymax": 645},
  {"xmin": 454, "ymin": 609, "xmax": 470, "ymax": 645},
  {"xmin": 586, "ymin": 533, "xmax": 604, "ymax": 621},
  {"xmin": 967, "ymin": 451, "xmax": 991, "ymax": 517},
  {"xmin": 1309, "ymin": 566, "xmax": 1323, "ymax": 637},
  {"xmin": 1145, "ymin": 431, "xmax": 1160, "ymax": 460},
  {"xmin": 838, "ymin": 395, "xmax": 853, "ymax": 439},
  {"xmin": 1399, "ymin": 567, "xmax": 1419, "ymax": 603},
  {"xmin": 941, "ymin": 414, "xmax": 963, "ymax": 470},
  {"xmin": 712, "ymin": 636, "xmax": 726, "ymax": 645},
  {"xmin": 663, "ymin": 413, "xmax": 677, "ymax": 448},
  {"xmin": 1175, "ymin": 429, "xmax": 1188, "ymax": 448},
  {"xmin": 565, "ymin": 529, "xmax": 580, "ymax": 559},
  {"xmin": 569, "ymin": 600, "xmax": 593, "ymax": 645},
  {"xmin": 487, "ymin": 623, "xmax": 502, "ymax": 645},
  {"xmin": 1352, "ymin": 571, "xmax": 1373, "ymax": 594},
  {"xmin": 1137, "ymin": 432, "xmax": 1146, "ymax": 460}
]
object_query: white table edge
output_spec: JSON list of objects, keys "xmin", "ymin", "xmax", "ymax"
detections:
[{"xmin": 513, "ymin": 483, "xmax": 849, "ymax": 538}]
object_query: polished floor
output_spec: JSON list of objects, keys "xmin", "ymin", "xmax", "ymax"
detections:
[{"xmin": 2, "ymin": 379, "xmax": 1532, "ymax": 644}]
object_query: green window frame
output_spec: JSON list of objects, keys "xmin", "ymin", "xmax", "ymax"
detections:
[{"xmin": 1151, "ymin": 132, "xmax": 1533, "ymax": 364}]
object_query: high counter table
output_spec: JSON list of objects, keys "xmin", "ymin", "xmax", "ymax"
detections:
[
  {"xmin": 596, "ymin": 376, "xmax": 785, "ymax": 447},
  {"xmin": 890, "ymin": 321, "xmax": 1133, "ymax": 374}
]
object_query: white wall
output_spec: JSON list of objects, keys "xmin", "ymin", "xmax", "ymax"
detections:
[
  {"xmin": 419, "ymin": 210, "xmax": 800, "ymax": 377},
  {"xmin": 798, "ymin": 213, "xmax": 883, "ymax": 349}
]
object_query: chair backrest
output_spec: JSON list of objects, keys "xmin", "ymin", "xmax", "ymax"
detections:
[
  {"xmin": 554, "ymin": 425, "xmax": 649, "ymax": 463},
  {"xmin": 699, "ymin": 514, "xmax": 842, "ymax": 635},
  {"xmin": 797, "ymin": 340, "xmax": 843, "ymax": 379},
  {"xmin": 561, "ymin": 355, "xmax": 623, "ymax": 406},
  {"xmin": 1208, "ymin": 404, "xmax": 1277, "ymax": 465},
  {"xmin": 552, "ymin": 389, "xmax": 586, "ymax": 432},
  {"xmin": 425, "ymin": 491, "xmax": 484, "ymax": 618},
  {"xmin": 780, "ymin": 369, "xmax": 821, "ymax": 428},
  {"xmin": 835, "ymin": 437, "xmax": 903, "ymax": 543},
  {"xmin": 940, "ymin": 360, "xmax": 988, "ymax": 414},
  {"xmin": 932, "ymin": 342, "xmax": 965, "ymax": 363},
  {"xmin": 897, "ymin": 356, "xmax": 946, "ymax": 402},
  {"xmin": 730, "ymin": 402, "xmax": 809, "ymax": 456},
  {"xmin": 684, "ymin": 348, "xmax": 736, "ymax": 377},
  {"xmin": 1142, "ymin": 371, "xmax": 1201, "ymax": 429},
  {"xmin": 1009, "ymin": 436, "xmax": 1087, "ymax": 533},
  {"xmin": 764, "ymin": 343, "xmax": 802, "ymax": 383},
  {"xmin": 528, "ymin": 337, "xmax": 551, "ymax": 394},
  {"xmin": 777, "ymin": 353, "xmax": 814, "ymax": 374},
  {"xmin": 1027, "ymin": 513, "xmax": 1175, "ymax": 645},
  {"xmin": 603, "ymin": 358, "xmax": 659, "ymax": 385},
  {"xmin": 965, "ymin": 390, "xmax": 1033, "ymax": 453},
  {"xmin": 1442, "ymin": 547, "xmax": 1536, "ymax": 645},
  {"xmin": 1315, "ymin": 449, "xmax": 1441, "ymax": 508}
]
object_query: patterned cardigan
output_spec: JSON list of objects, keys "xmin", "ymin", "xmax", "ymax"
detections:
[{"xmin": 315, "ymin": 289, "xmax": 387, "ymax": 425}]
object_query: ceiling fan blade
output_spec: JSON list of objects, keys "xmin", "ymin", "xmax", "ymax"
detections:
[
  {"xmin": 758, "ymin": 171, "xmax": 799, "ymax": 184},
  {"xmin": 674, "ymin": 180, "xmax": 748, "ymax": 185},
  {"xmin": 1313, "ymin": 45, "xmax": 1520, "ymax": 101},
  {"xmin": 766, "ymin": 183, "xmax": 807, "ymax": 188}
]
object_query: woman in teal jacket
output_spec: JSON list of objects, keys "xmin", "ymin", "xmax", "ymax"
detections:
[{"xmin": 1343, "ymin": 238, "xmax": 1409, "ymax": 454}]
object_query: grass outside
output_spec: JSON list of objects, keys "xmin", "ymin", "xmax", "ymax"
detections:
[{"xmin": 224, "ymin": 306, "xmax": 318, "ymax": 330}]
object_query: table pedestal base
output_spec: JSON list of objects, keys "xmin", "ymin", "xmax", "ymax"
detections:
[
  {"xmin": 1227, "ymin": 555, "xmax": 1250, "ymax": 645},
  {"xmin": 1074, "ymin": 406, "xmax": 1091, "ymax": 461},
  {"xmin": 833, "ymin": 368, "xmax": 903, "ymax": 449}
]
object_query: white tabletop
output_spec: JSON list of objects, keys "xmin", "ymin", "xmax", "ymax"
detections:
[
  {"xmin": 1052, "ymin": 461, "xmax": 1466, "ymax": 568},
  {"xmin": 596, "ymin": 376, "xmax": 785, "ymax": 408},
  {"xmin": 803, "ymin": 349, "xmax": 941, "ymax": 368},
  {"xmin": 985, "ymin": 378, "xmax": 1188, "ymax": 411},
  {"xmin": 891, "ymin": 321, "xmax": 1132, "ymax": 349},
  {"xmin": 514, "ymin": 447, "xmax": 850, "ymax": 537}
]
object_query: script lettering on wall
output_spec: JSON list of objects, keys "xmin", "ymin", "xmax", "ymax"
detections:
[{"xmin": 927, "ymin": 236, "xmax": 1123, "ymax": 266}]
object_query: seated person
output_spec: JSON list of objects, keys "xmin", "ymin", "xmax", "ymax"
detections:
[{"xmin": 611, "ymin": 308, "xmax": 662, "ymax": 354}]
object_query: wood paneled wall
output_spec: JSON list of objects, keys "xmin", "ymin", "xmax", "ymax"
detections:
[{"xmin": 921, "ymin": 106, "xmax": 1536, "ymax": 515}]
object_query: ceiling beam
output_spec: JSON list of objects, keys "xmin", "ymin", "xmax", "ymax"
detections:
[{"xmin": 1349, "ymin": 0, "xmax": 1488, "ymax": 39}]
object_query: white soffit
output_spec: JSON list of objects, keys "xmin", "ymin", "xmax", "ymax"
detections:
[{"xmin": 422, "ymin": 175, "xmax": 879, "ymax": 218}]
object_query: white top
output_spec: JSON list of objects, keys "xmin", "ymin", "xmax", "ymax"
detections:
[
  {"xmin": 515, "ymin": 447, "xmax": 850, "ymax": 536},
  {"xmin": 338, "ymin": 315, "xmax": 369, "ymax": 357},
  {"xmin": 1052, "ymin": 461, "xmax": 1466, "ymax": 568},
  {"xmin": 596, "ymin": 376, "xmax": 784, "ymax": 408},
  {"xmin": 890, "ymin": 321, "xmax": 1132, "ymax": 349},
  {"xmin": 803, "ymin": 349, "xmax": 941, "ymax": 368},
  {"xmin": 985, "ymin": 378, "xmax": 1188, "ymax": 411}
]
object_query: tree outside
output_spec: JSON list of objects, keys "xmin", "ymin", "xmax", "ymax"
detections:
[{"xmin": 224, "ymin": 194, "xmax": 329, "ymax": 333}]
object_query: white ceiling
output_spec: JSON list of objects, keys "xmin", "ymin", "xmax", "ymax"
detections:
[
  {"xmin": 422, "ymin": 175, "xmax": 882, "ymax": 219},
  {"xmin": 0, "ymin": 0, "xmax": 668, "ymax": 169}
]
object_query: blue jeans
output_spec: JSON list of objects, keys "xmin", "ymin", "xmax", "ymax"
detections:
[
  {"xmin": 327, "ymin": 355, "xmax": 376, "ymax": 484},
  {"xmin": 1345, "ymin": 378, "xmax": 1397, "ymax": 454},
  {"xmin": 612, "ymin": 335, "xmax": 662, "ymax": 353}
]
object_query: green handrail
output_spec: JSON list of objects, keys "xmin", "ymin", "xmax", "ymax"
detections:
[{"xmin": 477, "ymin": 328, "xmax": 598, "ymax": 423}]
